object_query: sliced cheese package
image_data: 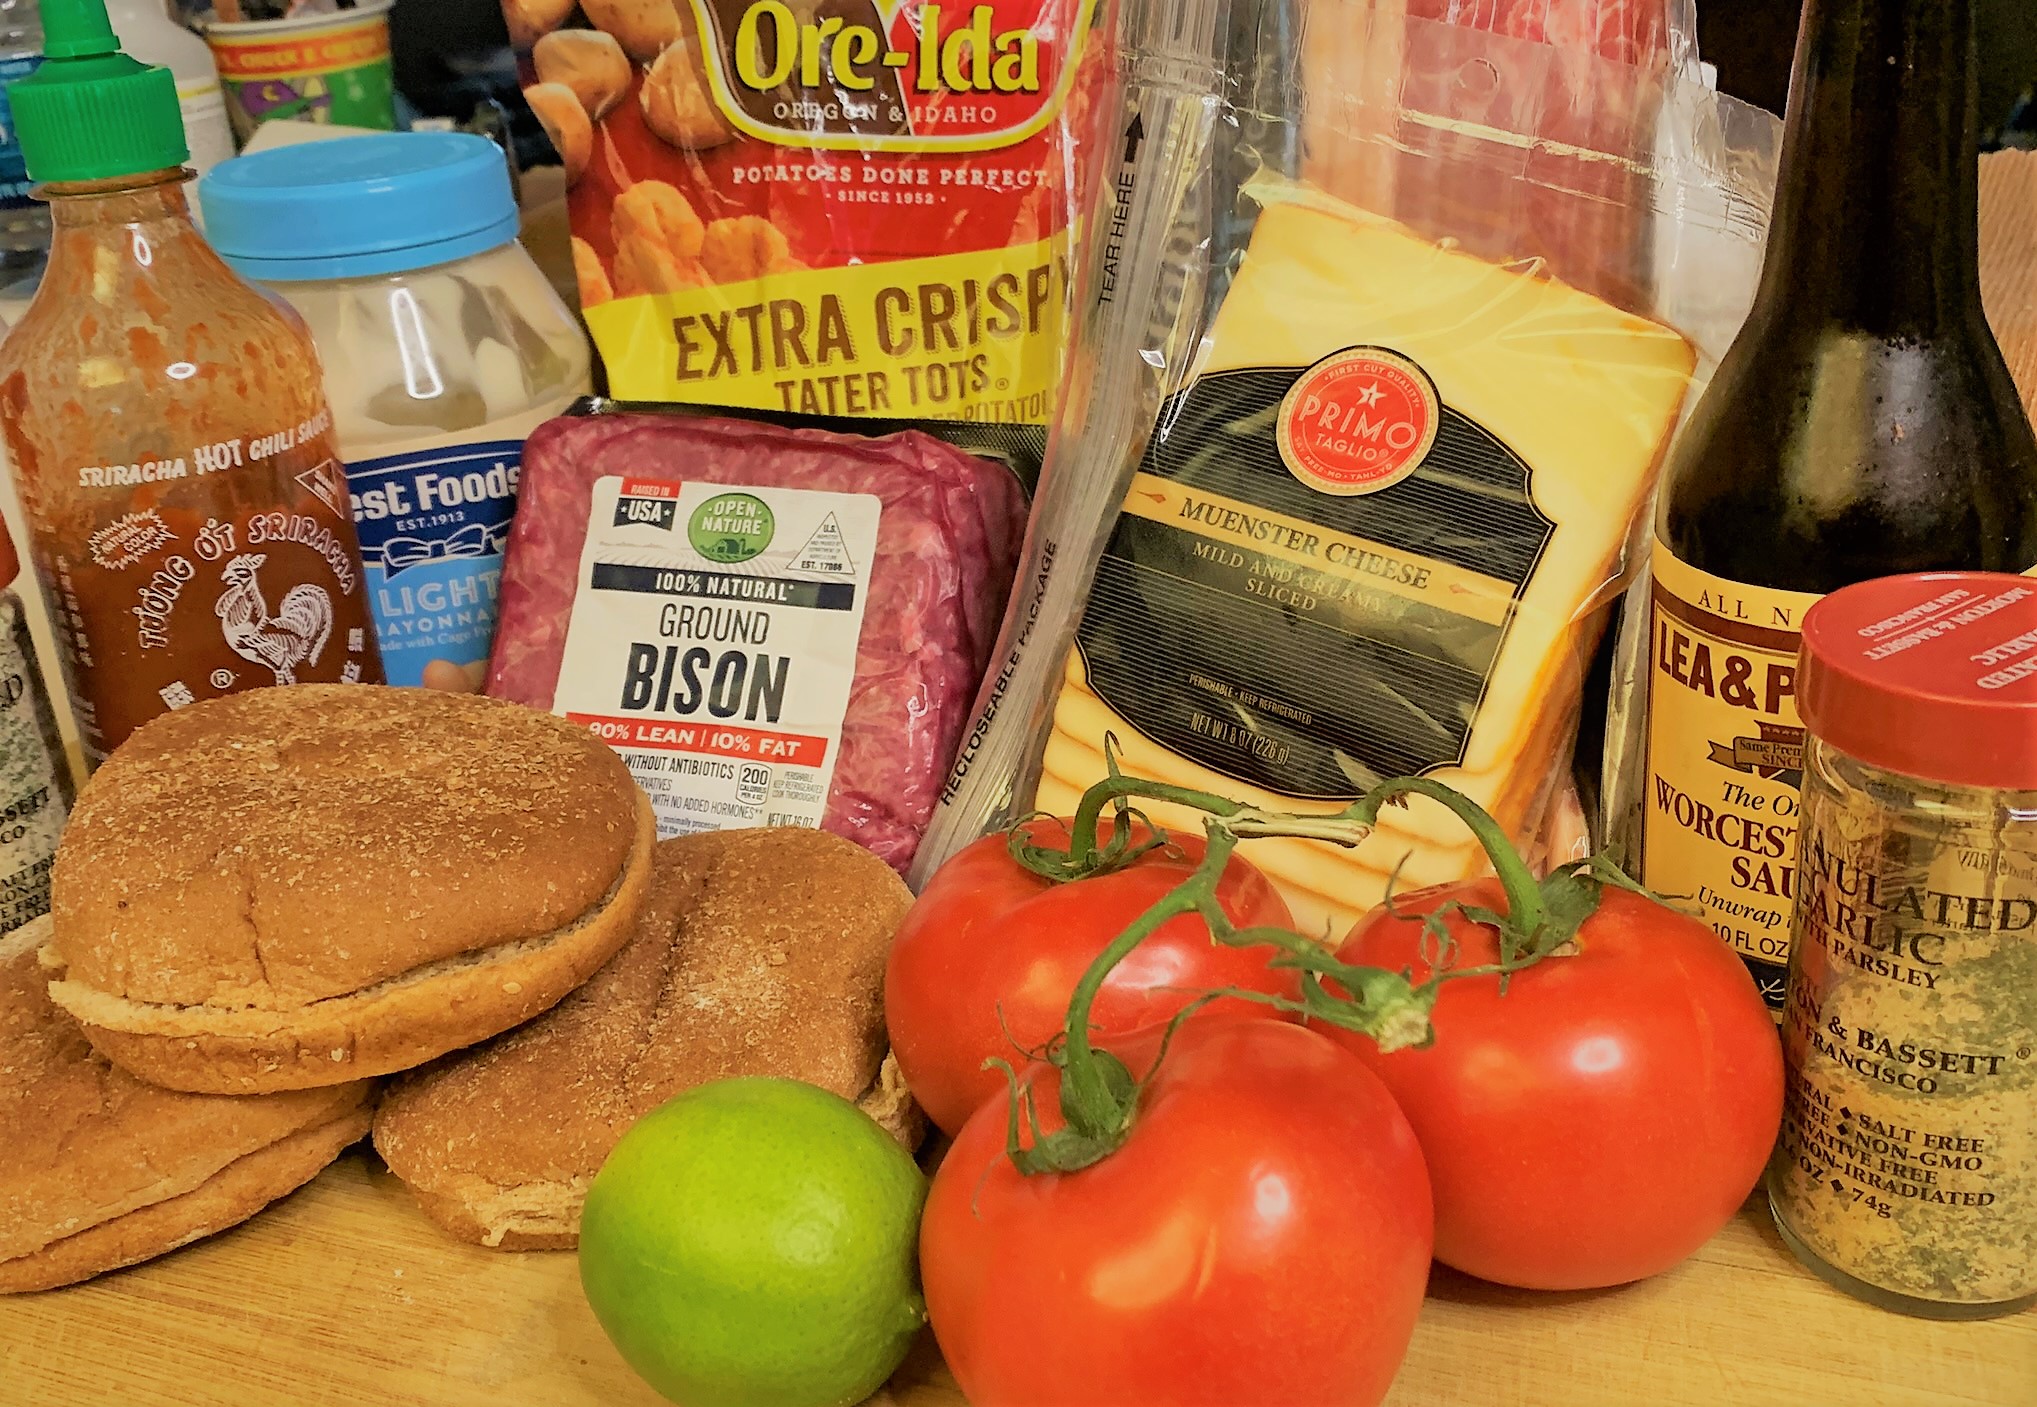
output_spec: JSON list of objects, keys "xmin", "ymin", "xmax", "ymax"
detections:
[
  {"xmin": 1032, "ymin": 180, "xmax": 1694, "ymax": 932},
  {"xmin": 914, "ymin": 0, "xmax": 1775, "ymax": 934}
]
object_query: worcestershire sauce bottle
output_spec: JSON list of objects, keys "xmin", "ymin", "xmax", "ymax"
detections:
[{"xmin": 1641, "ymin": 0, "xmax": 2037, "ymax": 1009}]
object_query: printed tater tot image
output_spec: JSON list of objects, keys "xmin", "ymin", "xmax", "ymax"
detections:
[
  {"xmin": 581, "ymin": 0, "xmax": 681, "ymax": 62},
  {"xmin": 611, "ymin": 181, "xmax": 706, "ymax": 261},
  {"xmin": 572, "ymin": 236, "xmax": 614, "ymax": 307},
  {"xmin": 533, "ymin": 29, "xmax": 632, "ymax": 121},
  {"xmin": 698, "ymin": 216, "xmax": 803, "ymax": 284},
  {"xmin": 503, "ymin": 0, "xmax": 575, "ymax": 50},
  {"xmin": 611, "ymin": 237, "xmax": 709, "ymax": 298},
  {"xmin": 524, "ymin": 82, "xmax": 592, "ymax": 184},
  {"xmin": 640, "ymin": 26, "xmax": 735, "ymax": 151}
]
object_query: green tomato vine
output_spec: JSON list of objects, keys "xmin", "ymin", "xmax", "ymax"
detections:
[{"xmin": 990, "ymin": 742, "xmax": 1650, "ymax": 1177}]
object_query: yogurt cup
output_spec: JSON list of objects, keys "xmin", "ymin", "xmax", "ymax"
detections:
[{"xmin": 202, "ymin": 0, "xmax": 396, "ymax": 145}]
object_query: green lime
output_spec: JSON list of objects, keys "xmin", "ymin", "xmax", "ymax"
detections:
[{"xmin": 579, "ymin": 1077, "xmax": 927, "ymax": 1407}]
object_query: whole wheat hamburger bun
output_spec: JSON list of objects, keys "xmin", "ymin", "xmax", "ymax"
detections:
[
  {"xmin": 45, "ymin": 686, "xmax": 655, "ymax": 1095},
  {"xmin": 374, "ymin": 827, "xmax": 919, "ymax": 1250},
  {"xmin": 0, "ymin": 919, "xmax": 374, "ymax": 1293}
]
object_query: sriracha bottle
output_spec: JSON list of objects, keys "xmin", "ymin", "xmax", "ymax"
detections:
[{"xmin": 0, "ymin": 0, "xmax": 383, "ymax": 766}]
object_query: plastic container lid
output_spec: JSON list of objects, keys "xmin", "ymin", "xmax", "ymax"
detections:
[
  {"xmin": 1798, "ymin": 572, "xmax": 2037, "ymax": 791},
  {"xmin": 197, "ymin": 132, "xmax": 520, "ymax": 282},
  {"xmin": 12, "ymin": 0, "xmax": 190, "ymax": 183},
  {"xmin": 202, "ymin": 0, "xmax": 394, "ymax": 34}
]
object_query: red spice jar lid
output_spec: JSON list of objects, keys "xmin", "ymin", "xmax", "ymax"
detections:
[
  {"xmin": 1799, "ymin": 572, "xmax": 2037, "ymax": 791},
  {"xmin": 0, "ymin": 514, "xmax": 17, "ymax": 591}
]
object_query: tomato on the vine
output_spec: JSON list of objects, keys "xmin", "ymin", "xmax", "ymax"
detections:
[
  {"xmin": 1326, "ymin": 879, "xmax": 1783, "ymax": 1291},
  {"xmin": 885, "ymin": 818, "xmax": 1298, "ymax": 1135},
  {"xmin": 922, "ymin": 1018, "xmax": 1434, "ymax": 1407}
]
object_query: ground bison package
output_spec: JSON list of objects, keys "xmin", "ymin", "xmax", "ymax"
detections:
[{"xmin": 487, "ymin": 410, "xmax": 1029, "ymax": 872}]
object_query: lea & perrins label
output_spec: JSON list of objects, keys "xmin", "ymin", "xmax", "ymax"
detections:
[
  {"xmin": 1642, "ymin": 543, "xmax": 1823, "ymax": 1008},
  {"xmin": 1644, "ymin": 547, "xmax": 2037, "ymax": 1008}
]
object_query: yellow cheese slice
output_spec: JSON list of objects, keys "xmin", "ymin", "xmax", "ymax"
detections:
[
  {"xmin": 1043, "ymin": 651, "xmax": 1579, "ymax": 935},
  {"xmin": 1196, "ymin": 185, "xmax": 1693, "ymax": 772},
  {"xmin": 1039, "ymin": 177, "xmax": 1694, "ymax": 933},
  {"xmin": 1049, "ymin": 646, "xmax": 1580, "ymax": 851}
]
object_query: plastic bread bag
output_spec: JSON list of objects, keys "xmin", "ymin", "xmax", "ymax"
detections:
[
  {"xmin": 1599, "ymin": 58, "xmax": 1781, "ymax": 866},
  {"xmin": 503, "ymin": 0, "xmax": 1117, "ymax": 435},
  {"xmin": 914, "ymin": 0, "xmax": 1777, "ymax": 937}
]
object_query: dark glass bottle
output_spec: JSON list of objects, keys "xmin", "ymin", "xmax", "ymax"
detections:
[{"xmin": 1639, "ymin": 0, "xmax": 2037, "ymax": 1008}]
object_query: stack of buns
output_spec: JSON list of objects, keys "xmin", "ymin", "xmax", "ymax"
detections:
[
  {"xmin": 0, "ymin": 918, "xmax": 374, "ymax": 1293},
  {"xmin": 374, "ymin": 827, "xmax": 916, "ymax": 1249},
  {"xmin": 2, "ymin": 685, "xmax": 922, "ymax": 1291}
]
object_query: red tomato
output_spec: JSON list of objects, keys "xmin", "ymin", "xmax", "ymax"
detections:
[
  {"xmin": 922, "ymin": 1020, "xmax": 1434, "ymax": 1407},
  {"xmin": 885, "ymin": 818, "xmax": 1298, "ymax": 1135},
  {"xmin": 1327, "ymin": 881, "xmax": 1784, "ymax": 1291}
]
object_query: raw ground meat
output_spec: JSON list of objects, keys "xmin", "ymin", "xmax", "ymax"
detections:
[
  {"xmin": 487, "ymin": 413, "xmax": 1030, "ymax": 873},
  {"xmin": 1400, "ymin": 0, "xmax": 1671, "ymax": 309}
]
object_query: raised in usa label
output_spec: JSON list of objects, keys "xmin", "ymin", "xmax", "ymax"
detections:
[{"xmin": 553, "ymin": 476, "xmax": 880, "ymax": 837}]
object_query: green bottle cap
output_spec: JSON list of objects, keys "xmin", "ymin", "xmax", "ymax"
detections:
[{"xmin": 12, "ymin": 0, "xmax": 190, "ymax": 183}]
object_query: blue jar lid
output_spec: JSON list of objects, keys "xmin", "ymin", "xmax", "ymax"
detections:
[{"xmin": 198, "ymin": 132, "xmax": 521, "ymax": 282}]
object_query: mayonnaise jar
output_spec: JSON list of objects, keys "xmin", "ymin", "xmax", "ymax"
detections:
[{"xmin": 198, "ymin": 133, "xmax": 591, "ymax": 688}]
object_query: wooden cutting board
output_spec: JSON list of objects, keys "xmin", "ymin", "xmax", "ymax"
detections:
[
  {"xmin": 1982, "ymin": 147, "xmax": 2037, "ymax": 421},
  {"xmin": 0, "ymin": 1149, "xmax": 2031, "ymax": 1407}
]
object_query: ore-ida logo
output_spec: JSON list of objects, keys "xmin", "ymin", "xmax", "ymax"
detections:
[
  {"xmin": 689, "ymin": 493, "xmax": 776, "ymax": 564},
  {"xmin": 695, "ymin": 0, "xmax": 1095, "ymax": 154},
  {"xmin": 734, "ymin": 2, "xmax": 1041, "ymax": 96}
]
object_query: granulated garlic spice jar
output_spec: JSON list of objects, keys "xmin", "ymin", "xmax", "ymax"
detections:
[{"xmin": 1769, "ymin": 571, "xmax": 2037, "ymax": 1320}]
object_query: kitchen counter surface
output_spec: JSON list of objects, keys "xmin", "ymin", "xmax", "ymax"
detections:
[{"xmin": 2, "ymin": 1150, "xmax": 2031, "ymax": 1406}]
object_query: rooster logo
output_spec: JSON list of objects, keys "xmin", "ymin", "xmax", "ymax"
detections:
[{"xmin": 215, "ymin": 554, "xmax": 335, "ymax": 687}]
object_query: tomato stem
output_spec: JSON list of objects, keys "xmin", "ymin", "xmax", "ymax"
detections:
[
  {"xmin": 1011, "ymin": 801, "xmax": 1445, "ymax": 1174},
  {"xmin": 998, "ymin": 753, "xmax": 1641, "ymax": 1178},
  {"xmin": 1055, "ymin": 827, "xmax": 1236, "ymax": 1139}
]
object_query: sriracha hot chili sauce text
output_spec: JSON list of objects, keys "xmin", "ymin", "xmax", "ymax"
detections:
[
  {"xmin": 1640, "ymin": 0, "xmax": 2037, "ymax": 1008},
  {"xmin": 0, "ymin": 0, "xmax": 382, "ymax": 764}
]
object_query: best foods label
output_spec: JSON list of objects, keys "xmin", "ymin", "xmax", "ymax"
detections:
[
  {"xmin": 553, "ymin": 476, "xmax": 880, "ymax": 836},
  {"xmin": 513, "ymin": 0, "xmax": 1107, "ymax": 422}
]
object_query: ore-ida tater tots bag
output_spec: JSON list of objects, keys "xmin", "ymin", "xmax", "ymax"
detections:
[{"xmin": 507, "ymin": 0, "xmax": 1113, "ymax": 424}]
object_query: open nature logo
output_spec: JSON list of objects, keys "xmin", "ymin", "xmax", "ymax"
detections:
[{"xmin": 690, "ymin": 492, "xmax": 777, "ymax": 563}]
